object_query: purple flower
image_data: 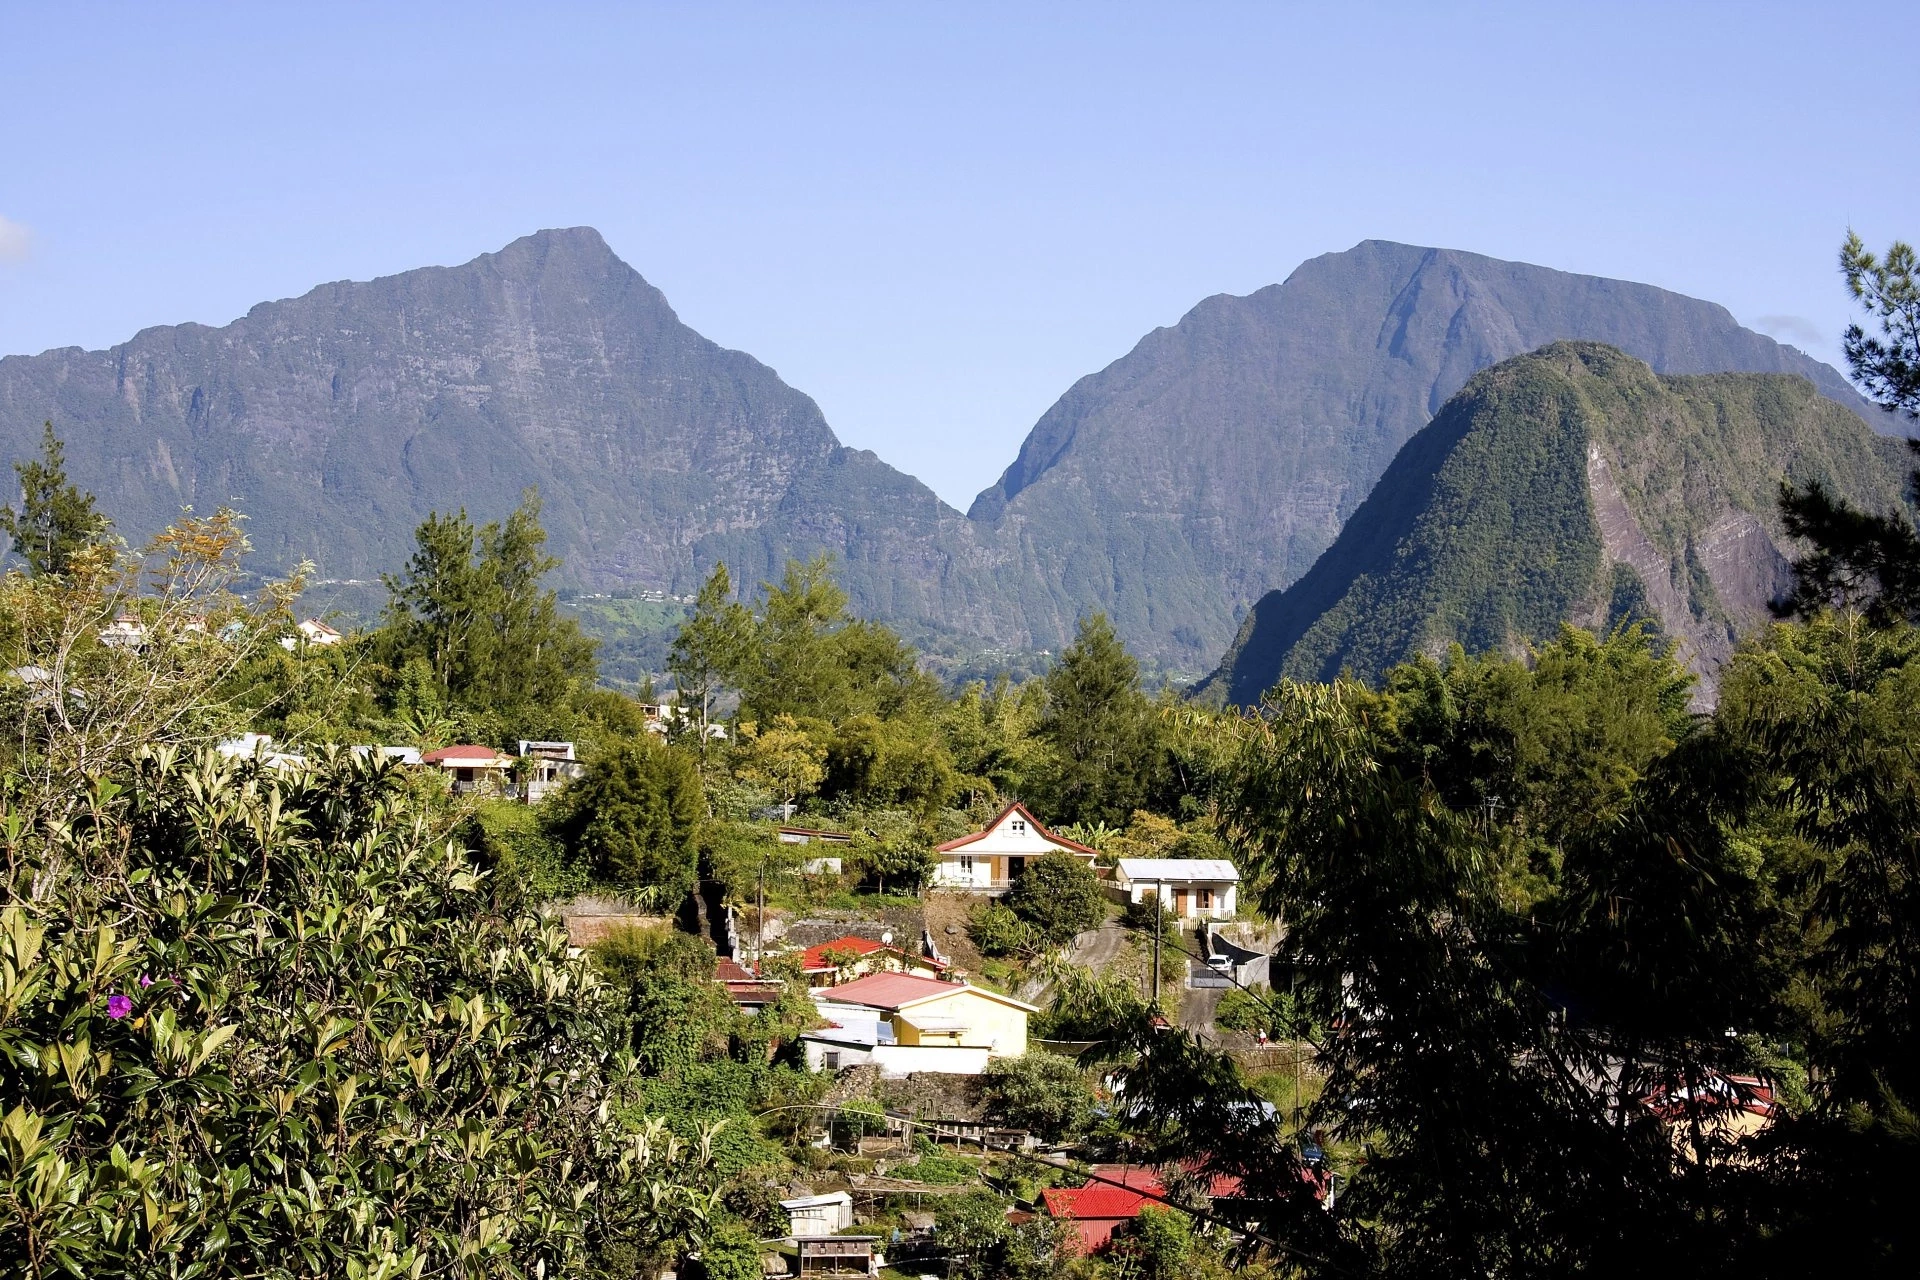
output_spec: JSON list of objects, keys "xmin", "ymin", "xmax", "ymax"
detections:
[
  {"xmin": 138, "ymin": 973, "xmax": 153, "ymax": 989},
  {"xmin": 106, "ymin": 993, "xmax": 132, "ymax": 1020}
]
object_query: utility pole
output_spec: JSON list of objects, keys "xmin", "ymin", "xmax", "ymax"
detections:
[
  {"xmin": 756, "ymin": 853, "xmax": 768, "ymax": 966},
  {"xmin": 1151, "ymin": 880, "xmax": 1165, "ymax": 1010}
]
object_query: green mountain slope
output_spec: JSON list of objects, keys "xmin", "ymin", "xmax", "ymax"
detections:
[
  {"xmin": 1201, "ymin": 343, "xmax": 1910, "ymax": 705},
  {"xmin": 971, "ymin": 241, "xmax": 1877, "ymax": 669}
]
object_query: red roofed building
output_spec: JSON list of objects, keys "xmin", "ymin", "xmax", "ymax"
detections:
[
  {"xmin": 799, "ymin": 934, "xmax": 947, "ymax": 988},
  {"xmin": 421, "ymin": 745, "xmax": 516, "ymax": 795},
  {"xmin": 715, "ymin": 958, "xmax": 784, "ymax": 1012},
  {"xmin": 932, "ymin": 802, "xmax": 1098, "ymax": 892},
  {"xmin": 1041, "ymin": 1168, "xmax": 1167, "ymax": 1254},
  {"xmin": 804, "ymin": 971, "xmax": 1036, "ymax": 1075}
]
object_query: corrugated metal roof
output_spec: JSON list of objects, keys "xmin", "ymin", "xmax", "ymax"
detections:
[{"xmin": 1114, "ymin": 858, "xmax": 1240, "ymax": 882}]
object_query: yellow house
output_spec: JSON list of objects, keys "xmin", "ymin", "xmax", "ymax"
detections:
[{"xmin": 805, "ymin": 971, "xmax": 1037, "ymax": 1074}]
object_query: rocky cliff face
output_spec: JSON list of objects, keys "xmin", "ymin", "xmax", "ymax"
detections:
[
  {"xmin": 1200, "ymin": 343, "xmax": 1909, "ymax": 706},
  {"xmin": 970, "ymin": 241, "xmax": 1875, "ymax": 668},
  {"xmin": 0, "ymin": 228, "xmax": 1008, "ymax": 633}
]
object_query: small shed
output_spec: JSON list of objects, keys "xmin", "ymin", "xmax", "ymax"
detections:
[
  {"xmin": 780, "ymin": 1191, "xmax": 854, "ymax": 1236},
  {"xmin": 794, "ymin": 1234, "xmax": 880, "ymax": 1276}
]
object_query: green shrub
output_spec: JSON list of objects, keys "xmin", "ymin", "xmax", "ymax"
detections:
[
  {"xmin": 979, "ymin": 1051, "xmax": 1094, "ymax": 1142},
  {"xmin": 544, "ymin": 738, "xmax": 704, "ymax": 894},
  {"xmin": 969, "ymin": 899, "xmax": 1037, "ymax": 957},
  {"xmin": 0, "ymin": 747, "xmax": 710, "ymax": 1278},
  {"xmin": 1006, "ymin": 850, "xmax": 1107, "ymax": 944}
]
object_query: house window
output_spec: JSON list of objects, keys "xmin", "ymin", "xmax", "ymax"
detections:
[
  {"xmin": 958, "ymin": 855, "xmax": 974, "ymax": 875},
  {"xmin": 824, "ymin": 1051, "xmax": 841, "ymax": 1071},
  {"xmin": 1009, "ymin": 818, "xmax": 1028, "ymax": 836},
  {"xmin": 1197, "ymin": 887, "xmax": 1213, "ymax": 911}
]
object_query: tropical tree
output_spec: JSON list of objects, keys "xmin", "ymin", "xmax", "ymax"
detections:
[
  {"xmin": 1004, "ymin": 850, "xmax": 1106, "ymax": 945},
  {"xmin": 0, "ymin": 744, "xmax": 706, "ymax": 1279},
  {"xmin": 734, "ymin": 714, "xmax": 827, "ymax": 813},
  {"xmin": 668, "ymin": 563, "xmax": 753, "ymax": 748},
  {"xmin": 978, "ymin": 1051, "xmax": 1094, "ymax": 1142}
]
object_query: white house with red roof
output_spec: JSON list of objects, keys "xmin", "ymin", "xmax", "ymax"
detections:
[
  {"xmin": 422, "ymin": 744, "xmax": 516, "ymax": 795},
  {"xmin": 803, "ymin": 970, "xmax": 1036, "ymax": 1075},
  {"xmin": 932, "ymin": 802, "xmax": 1099, "ymax": 892}
]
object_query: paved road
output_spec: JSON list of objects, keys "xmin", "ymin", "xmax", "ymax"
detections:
[
  {"xmin": 1067, "ymin": 921, "xmax": 1129, "ymax": 968},
  {"xmin": 1181, "ymin": 964, "xmax": 1226, "ymax": 1032}
]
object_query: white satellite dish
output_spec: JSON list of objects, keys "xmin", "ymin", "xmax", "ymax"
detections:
[{"xmin": 881, "ymin": 930, "xmax": 893, "ymax": 946}]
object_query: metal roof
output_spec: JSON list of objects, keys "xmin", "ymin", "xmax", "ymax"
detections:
[{"xmin": 1114, "ymin": 858, "xmax": 1240, "ymax": 883}]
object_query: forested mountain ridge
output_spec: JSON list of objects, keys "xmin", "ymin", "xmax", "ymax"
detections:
[
  {"xmin": 969, "ymin": 239, "xmax": 1877, "ymax": 667},
  {"xmin": 0, "ymin": 227, "xmax": 1010, "ymax": 634},
  {"xmin": 1201, "ymin": 342, "xmax": 1910, "ymax": 705}
]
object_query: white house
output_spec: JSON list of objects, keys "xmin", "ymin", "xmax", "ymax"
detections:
[
  {"xmin": 517, "ymin": 740, "xmax": 584, "ymax": 803},
  {"xmin": 1112, "ymin": 858, "xmax": 1240, "ymax": 920},
  {"xmin": 422, "ymin": 744, "xmax": 516, "ymax": 795},
  {"xmin": 932, "ymin": 802, "xmax": 1098, "ymax": 892}
]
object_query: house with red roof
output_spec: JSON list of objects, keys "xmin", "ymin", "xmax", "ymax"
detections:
[
  {"xmin": 421, "ymin": 745, "xmax": 517, "ymax": 795},
  {"xmin": 932, "ymin": 802, "xmax": 1098, "ymax": 892},
  {"xmin": 799, "ymin": 934, "xmax": 947, "ymax": 988},
  {"xmin": 1041, "ymin": 1166, "xmax": 1246, "ymax": 1254},
  {"xmin": 715, "ymin": 957, "xmax": 785, "ymax": 1012},
  {"xmin": 803, "ymin": 970, "xmax": 1036, "ymax": 1076}
]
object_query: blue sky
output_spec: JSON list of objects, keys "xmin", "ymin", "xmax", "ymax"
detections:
[{"xmin": 3, "ymin": 2, "xmax": 1915, "ymax": 507}]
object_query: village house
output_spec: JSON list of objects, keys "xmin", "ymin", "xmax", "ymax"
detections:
[
  {"xmin": 802, "ymin": 971, "xmax": 1035, "ymax": 1076},
  {"xmin": 1112, "ymin": 858, "xmax": 1241, "ymax": 920},
  {"xmin": 422, "ymin": 744, "xmax": 516, "ymax": 795},
  {"xmin": 780, "ymin": 1191, "xmax": 854, "ymax": 1236},
  {"xmin": 1042, "ymin": 1166, "xmax": 1248, "ymax": 1255},
  {"xmin": 516, "ymin": 740, "xmax": 584, "ymax": 803},
  {"xmin": 799, "ymin": 934, "xmax": 948, "ymax": 988},
  {"xmin": 297, "ymin": 618, "xmax": 343, "ymax": 645},
  {"xmin": 778, "ymin": 826, "xmax": 853, "ymax": 874},
  {"xmin": 932, "ymin": 802, "xmax": 1098, "ymax": 892},
  {"xmin": 99, "ymin": 613, "xmax": 147, "ymax": 648},
  {"xmin": 715, "ymin": 957, "xmax": 785, "ymax": 1013}
]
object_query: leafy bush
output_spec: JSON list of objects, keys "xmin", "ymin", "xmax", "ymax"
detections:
[
  {"xmin": 980, "ymin": 1051, "xmax": 1094, "ymax": 1142},
  {"xmin": 894, "ymin": 1137, "xmax": 980, "ymax": 1185},
  {"xmin": 968, "ymin": 900, "xmax": 1037, "ymax": 957},
  {"xmin": 1123, "ymin": 890, "xmax": 1179, "ymax": 935},
  {"xmin": 1005, "ymin": 850, "xmax": 1107, "ymax": 944},
  {"xmin": 1213, "ymin": 985, "xmax": 1273, "ymax": 1035},
  {"xmin": 0, "ymin": 747, "xmax": 707, "ymax": 1278}
]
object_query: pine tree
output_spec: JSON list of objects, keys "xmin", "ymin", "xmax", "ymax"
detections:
[
  {"xmin": 1037, "ymin": 614, "xmax": 1163, "ymax": 823},
  {"xmin": 1778, "ymin": 234, "xmax": 1920, "ymax": 621},
  {"xmin": 377, "ymin": 488, "xmax": 596, "ymax": 732},
  {"xmin": 1, "ymin": 422, "xmax": 107, "ymax": 576}
]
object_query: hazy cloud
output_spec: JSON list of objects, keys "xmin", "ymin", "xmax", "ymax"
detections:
[
  {"xmin": 1755, "ymin": 313, "xmax": 1827, "ymax": 349},
  {"xmin": 0, "ymin": 215, "xmax": 30, "ymax": 262}
]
